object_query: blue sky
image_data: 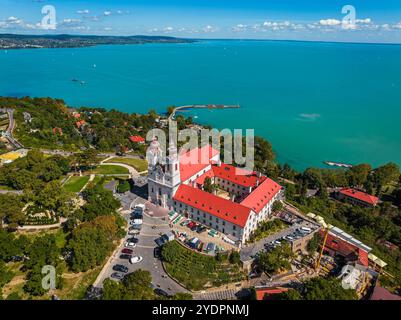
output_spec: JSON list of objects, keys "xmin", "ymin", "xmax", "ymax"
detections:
[{"xmin": 1, "ymin": 0, "xmax": 401, "ymax": 43}]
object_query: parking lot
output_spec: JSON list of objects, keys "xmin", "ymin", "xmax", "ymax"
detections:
[
  {"xmin": 94, "ymin": 197, "xmax": 188, "ymax": 296},
  {"xmin": 240, "ymin": 209, "xmax": 319, "ymax": 262}
]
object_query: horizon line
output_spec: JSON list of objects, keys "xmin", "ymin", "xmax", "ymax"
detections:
[{"xmin": 2, "ymin": 32, "xmax": 401, "ymax": 46}]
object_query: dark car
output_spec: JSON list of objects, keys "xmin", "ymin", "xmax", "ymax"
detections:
[
  {"xmin": 113, "ymin": 264, "xmax": 129, "ymax": 273},
  {"xmin": 119, "ymin": 254, "xmax": 132, "ymax": 260},
  {"xmin": 154, "ymin": 247, "xmax": 162, "ymax": 259},
  {"xmin": 154, "ymin": 288, "xmax": 171, "ymax": 298},
  {"xmin": 155, "ymin": 237, "xmax": 166, "ymax": 247},
  {"xmin": 127, "ymin": 237, "xmax": 139, "ymax": 243},
  {"xmin": 121, "ymin": 248, "xmax": 133, "ymax": 254},
  {"xmin": 131, "ymin": 212, "xmax": 143, "ymax": 220},
  {"xmin": 196, "ymin": 225, "xmax": 206, "ymax": 233},
  {"xmin": 110, "ymin": 272, "xmax": 124, "ymax": 281},
  {"xmin": 129, "ymin": 224, "xmax": 142, "ymax": 231}
]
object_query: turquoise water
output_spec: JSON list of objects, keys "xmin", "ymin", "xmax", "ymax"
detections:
[{"xmin": 1, "ymin": 40, "xmax": 401, "ymax": 170}]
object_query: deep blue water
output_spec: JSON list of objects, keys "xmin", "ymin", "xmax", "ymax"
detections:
[{"xmin": 2, "ymin": 40, "xmax": 401, "ymax": 170}]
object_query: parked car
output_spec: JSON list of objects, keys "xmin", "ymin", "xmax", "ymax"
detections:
[
  {"xmin": 154, "ymin": 247, "xmax": 162, "ymax": 259},
  {"xmin": 121, "ymin": 248, "xmax": 133, "ymax": 254},
  {"xmin": 196, "ymin": 225, "xmax": 207, "ymax": 233},
  {"xmin": 131, "ymin": 219, "xmax": 143, "ymax": 225},
  {"xmin": 127, "ymin": 237, "xmax": 139, "ymax": 243},
  {"xmin": 128, "ymin": 229, "xmax": 140, "ymax": 236},
  {"xmin": 110, "ymin": 272, "xmax": 124, "ymax": 281},
  {"xmin": 125, "ymin": 241, "xmax": 137, "ymax": 248},
  {"xmin": 187, "ymin": 221, "xmax": 196, "ymax": 229},
  {"xmin": 120, "ymin": 254, "xmax": 132, "ymax": 260},
  {"xmin": 112, "ymin": 264, "xmax": 129, "ymax": 273},
  {"xmin": 130, "ymin": 224, "xmax": 142, "ymax": 230},
  {"xmin": 154, "ymin": 288, "xmax": 171, "ymax": 298},
  {"xmin": 129, "ymin": 256, "xmax": 143, "ymax": 264}
]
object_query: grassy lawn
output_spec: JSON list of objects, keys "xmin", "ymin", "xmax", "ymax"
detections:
[
  {"xmin": 62, "ymin": 176, "xmax": 90, "ymax": 193},
  {"xmin": 105, "ymin": 157, "xmax": 148, "ymax": 172},
  {"xmin": 162, "ymin": 241, "xmax": 245, "ymax": 291},
  {"xmin": 57, "ymin": 267, "xmax": 102, "ymax": 300},
  {"xmin": 91, "ymin": 165, "xmax": 129, "ymax": 175}
]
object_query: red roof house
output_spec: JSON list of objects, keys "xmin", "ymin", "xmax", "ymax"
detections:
[
  {"xmin": 337, "ymin": 188, "xmax": 379, "ymax": 207},
  {"xmin": 173, "ymin": 184, "xmax": 252, "ymax": 228},
  {"xmin": 129, "ymin": 135, "xmax": 145, "ymax": 144},
  {"xmin": 255, "ymin": 287, "xmax": 288, "ymax": 300},
  {"xmin": 75, "ymin": 120, "xmax": 86, "ymax": 129}
]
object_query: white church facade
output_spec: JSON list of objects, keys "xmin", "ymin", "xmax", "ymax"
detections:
[{"xmin": 147, "ymin": 140, "xmax": 283, "ymax": 244}]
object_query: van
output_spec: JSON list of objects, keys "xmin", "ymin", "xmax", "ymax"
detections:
[{"xmin": 301, "ymin": 227, "xmax": 312, "ymax": 232}]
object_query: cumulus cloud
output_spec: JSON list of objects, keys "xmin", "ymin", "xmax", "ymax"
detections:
[
  {"xmin": 163, "ymin": 26, "xmax": 174, "ymax": 33},
  {"xmin": 319, "ymin": 19, "xmax": 342, "ymax": 26},
  {"xmin": 77, "ymin": 9, "xmax": 90, "ymax": 15},
  {"xmin": 103, "ymin": 11, "xmax": 112, "ymax": 16},
  {"xmin": 203, "ymin": 25, "xmax": 218, "ymax": 33}
]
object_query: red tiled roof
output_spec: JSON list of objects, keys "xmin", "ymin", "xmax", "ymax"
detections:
[
  {"xmin": 129, "ymin": 135, "xmax": 145, "ymax": 143},
  {"xmin": 255, "ymin": 287, "xmax": 288, "ymax": 300},
  {"xmin": 76, "ymin": 120, "xmax": 86, "ymax": 128},
  {"xmin": 173, "ymin": 184, "xmax": 251, "ymax": 227},
  {"xmin": 73, "ymin": 113, "xmax": 81, "ymax": 119},
  {"xmin": 179, "ymin": 145, "xmax": 219, "ymax": 182},
  {"xmin": 319, "ymin": 230, "xmax": 370, "ymax": 265},
  {"xmin": 339, "ymin": 188, "xmax": 379, "ymax": 206},
  {"xmin": 212, "ymin": 163, "xmax": 264, "ymax": 187},
  {"xmin": 241, "ymin": 178, "xmax": 282, "ymax": 213},
  {"xmin": 370, "ymin": 285, "xmax": 401, "ymax": 300}
]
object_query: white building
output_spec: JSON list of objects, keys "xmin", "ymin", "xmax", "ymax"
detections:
[{"xmin": 147, "ymin": 140, "xmax": 283, "ymax": 244}]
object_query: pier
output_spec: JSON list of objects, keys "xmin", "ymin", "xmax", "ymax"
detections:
[{"xmin": 168, "ymin": 104, "xmax": 240, "ymax": 120}]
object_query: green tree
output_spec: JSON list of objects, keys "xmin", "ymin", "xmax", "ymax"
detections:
[
  {"xmin": 307, "ymin": 233, "xmax": 322, "ymax": 254},
  {"xmin": 123, "ymin": 270, "xmax": 155, "ymax": 300},
  {"xmin": 203, "ymin": 176, "xmax": 216, "ymax": 194},
  {"xmin": 303, "ymin": 277, "xmax": 358, "ymax": 300},
  {"xmin": 258, "ymin": 243, "xmax": 294, "ymax": 274},
  {"xmin": 272, "ymin": 288, "xmax": 302, "ymax": 300},
  {"xmin": 373, "ymin": 163, "xmax": 400, "ymax": 193},
  {"xmin": 272, "ymin": 201, "xmax": 284, "ymax": 213},
  {"xmin": 229, "ymin": 251, "xmax": 241, "ymax": 264},
  {"xmin": 347, "ymin": 164, "xmax": 372, "ymax": 187}
]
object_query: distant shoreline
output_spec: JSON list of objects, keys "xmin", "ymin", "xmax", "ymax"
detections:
[{"xmin": 2, "ymin": 33, "xmax": 401, "ymax": 48}]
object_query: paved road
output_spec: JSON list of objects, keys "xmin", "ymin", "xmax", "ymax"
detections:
[{"xmin": 94, "ymin": 194, "xmax": 188, "ymax": 295}]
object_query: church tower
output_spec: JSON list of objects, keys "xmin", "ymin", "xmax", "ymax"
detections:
[{"xmin": 147, "ymin": 138, "xmax": 181, "ymax": 210}]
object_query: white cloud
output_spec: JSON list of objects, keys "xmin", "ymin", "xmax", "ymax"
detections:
[
  {"xmin": 103, "ymin": 11, "xmax": 112, "ymax": 16},
  {"xmin": 232, "ymin": 24, "xmax": 248, "ymax": 32},
  {"xmin": 163, "ymin": 26, "xmax": 174, "ymax": 33},
  {"xmin": 203, "ymin": 25, "xmax": 218, "ymax": 33},
  {"xmin": 356, "ymin": 18, "xmax": 372, "ymax": 24},
  {"xmin": 77, "ymin": 9, "xmax": 90, "ymax": 15},
  {"xmin": 319, "ymin": 19, "xmax": 341, "ymax": 26}
]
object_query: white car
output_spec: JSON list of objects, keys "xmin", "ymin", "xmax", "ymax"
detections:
[
  {"xmin": 125, "ymin": 241, "xmax": 137, "ymax": 248},
  {"xmin": 129, "ymin": 256, "xmax": 143, "ymax": 264},
  {"xmin": 128, "ymin": 229, "xmax": 140, "ymax": 236},
  {"xmin": 131, "ymin": 219, "xmax": 143, "ymax": 225}
]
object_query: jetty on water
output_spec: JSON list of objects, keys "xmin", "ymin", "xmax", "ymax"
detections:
[{"xmin": 168, "ymin": 104, "xmax": 240, "ymax": 120}]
